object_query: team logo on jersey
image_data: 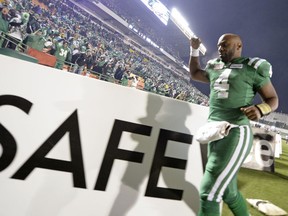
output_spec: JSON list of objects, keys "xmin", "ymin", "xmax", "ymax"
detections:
[{"xmin": 230, "ymin": 64, "xmax": 243, "ymax": 69}]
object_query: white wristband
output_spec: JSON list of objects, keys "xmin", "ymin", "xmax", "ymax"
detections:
[{"xmin": 190, "ymin": 46, "xmax": 199, "ymax": 57}]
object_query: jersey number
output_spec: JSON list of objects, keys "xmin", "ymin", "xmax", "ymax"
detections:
[
  {"xmin": 59, "ymin": 48, "xmax": 68, "ymax": 57},
  {"xmin": 213, "ymin": 69, "xmax": 232, "ymax": 99}
]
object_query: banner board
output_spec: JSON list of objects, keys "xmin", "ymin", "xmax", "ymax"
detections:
[
  {"xmin": 0, "ymin": 55, "xmax": 209, "ymax": 216},
  {"xmin": 242, "ymin": 127, "xmax": 277, "ymax": 172},
  {"xmin": 27, "ymin": 47, "xmax": 57, "ymax": 67}
]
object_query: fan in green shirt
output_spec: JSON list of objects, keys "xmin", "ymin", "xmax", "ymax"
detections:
[
  {"xmin": 54, "ymin": 40, "xmax": 71, "ymax": 70},
  {"xmin": 0, "ymin": 8, "xmax": 9, "ymax": 47},
  {"xmin": 24, "ymin": 29, "xmax": 46, "ymax": 51}
]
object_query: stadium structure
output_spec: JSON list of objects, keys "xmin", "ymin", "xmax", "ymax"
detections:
[
  {"xmin": 71, "ymin": 0, "xmax": 195, "ymax": 78},
  {"xmin": 72, "ymin": 0, "xmax": 288, "ymax": 136}
]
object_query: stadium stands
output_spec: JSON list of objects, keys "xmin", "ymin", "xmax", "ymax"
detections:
[
  {"xmin": 1, "ymin": 0, "xmax": 286, "ymax": 134},
  {"xmin": 0, "ymin": 0, "xmax": 209, "ymax": 106}
]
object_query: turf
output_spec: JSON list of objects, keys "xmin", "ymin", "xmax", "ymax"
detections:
[{"xmin": 222, "ymin": 140, "xmax": 288, "ymax": 216}]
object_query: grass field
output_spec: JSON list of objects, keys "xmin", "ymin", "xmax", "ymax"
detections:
[{"xmin": 222, "ymin": 140, "xmax": 288, "ymax": 216}]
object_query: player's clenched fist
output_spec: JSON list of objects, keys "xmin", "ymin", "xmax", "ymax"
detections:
[
  {"xmin": 240, "ymin": 106, "xmax": 262, "ymax": 121},
  {"xmin": 190, "ymin": 37, "xmax": 202, "ymax": 49}
]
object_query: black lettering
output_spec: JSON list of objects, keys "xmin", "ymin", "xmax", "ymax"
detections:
[
  {"xmin": 0, "ymin": 95, "xmax": 33, "ymax": 113},
  {"xmin": 12, "ymin": 110, "xmax": 86, "ymax": 189},
  {"xmin": 260, "ymin": 140, "xmax": 274, "ymax": 172},
  {"xmin": 145, "ymin": 129, "xmax": 192, "ymax": 200},
  {"xmin": 94, "ymin": 119, "xmax": 152, "ymax": 191},
  {"xmin": 0, "ymin": 95, "xmax": 32, "ymax": 171}
]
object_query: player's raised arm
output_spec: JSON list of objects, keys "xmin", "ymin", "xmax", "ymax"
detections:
[{"xmin": 189, "ymin": 37, "xmax": 209, "ymax": 83}]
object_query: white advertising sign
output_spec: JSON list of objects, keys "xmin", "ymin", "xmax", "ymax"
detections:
[
  {"xmin": 0, "ymin": 55, "xmax": 209, "ymax": 216},
  {"xmin": 242, "ymin": 127, "xmax": 277, "ymax": 172}
]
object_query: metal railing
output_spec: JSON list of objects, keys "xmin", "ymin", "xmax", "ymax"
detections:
[{"xmin": 0, "ymin": 31, "xmax": 142, "ymax": 87}]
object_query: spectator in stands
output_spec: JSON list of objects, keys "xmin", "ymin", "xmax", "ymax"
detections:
[
  {"xmin": 72, "ymin": 46, "xmax": 88, "ymax": 74},
  {"xmin": 23, "ymin": 28, "xmax": 45, "ymax": 51},
  {"xmin": 54, "ymin": 39, "xmax": 71, "ymax": 70},
  {"xmin": 103, "ymin": 60, "xmax": 114, "ymax": 78},
  {"xmin": 0, "ymin": 7, "xmax": 9, "ymax": 47},
  {"xmin": 124, "ymin": 70, "xmax": 134, "ymax": 87},
  {"xmin": 85, "ymin": 49, "xmax": 95, "ymax": 70},
  {"xmin": 113, "ymin": 61, "xmax": 125, "ymax": 83},
  {"xmin": 91, "ymin": 54, "xmax": 108, "ymax": 75},
  {"xmin": 0, "ymin": 0, "xmax": 9, "ymax": 9},
  {"xmin": 25, "ymin": 10, "xmax": 41, "ymax": 34},
  {"xmin": 4, "ymin": 9, "xmax": 24, "ymax": 50}
]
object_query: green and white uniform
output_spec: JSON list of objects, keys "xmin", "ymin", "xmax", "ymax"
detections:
[
  {"xmin": 54, "ymin": 42, "xmax": 71, "ymax": 69},
  {"xmin": 199, "ymin": 57, "xmax": 272, "ymax": 216}
]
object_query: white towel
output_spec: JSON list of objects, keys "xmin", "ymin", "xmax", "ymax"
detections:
[
  {"xmin": 195, "ymin": 121, "xmax": 237, "ymax": 144},
  {"xmin": 247, "ymin": 198, "xmax": 287, "ymax": 216}
]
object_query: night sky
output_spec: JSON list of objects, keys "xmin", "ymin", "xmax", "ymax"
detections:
[{"xmin": 161, "ymin": 0, "xmax": 288, "ymax": 114}]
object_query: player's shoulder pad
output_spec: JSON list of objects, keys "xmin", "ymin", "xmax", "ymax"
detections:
[{"xmin": 247, "ymin": 57, "xmax": 272, "ymax": 78}]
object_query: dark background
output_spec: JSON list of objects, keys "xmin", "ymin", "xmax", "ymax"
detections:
[{"xmin": 160, "ymin": 0, "xmax": 288, "ymax": 114}]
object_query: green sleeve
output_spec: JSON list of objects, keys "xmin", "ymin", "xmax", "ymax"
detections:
[{"xmin": 253, "ymin": 60, "xmax": 272, "ymax": 91}]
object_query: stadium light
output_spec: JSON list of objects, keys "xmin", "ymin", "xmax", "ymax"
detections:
[
  {"xmin": 170, "ymin": 8, "xmax": 206, "ymax": 55},
  {"xmin": 140, "ymin": 0, "xmax": 170, "ymax": 26},
  {"xmin": 171, "ymin": 8, "xmax": 189, "ymax": 27}
]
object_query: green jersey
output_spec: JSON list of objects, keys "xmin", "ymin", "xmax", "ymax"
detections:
[
  {"xmin": 205, "ymin": 57, "xmax": 272, "ymax": 125},
  {"xmin": 0, "ymin": 12, "xmax": 9, "ymax": 33},
  {"xmin": 54, "ymin": 42, "xmax": 70, "ymax": 62},
  {"xmin": 25, "ymin": 34, "xmax": 45, "ymax": 51}
]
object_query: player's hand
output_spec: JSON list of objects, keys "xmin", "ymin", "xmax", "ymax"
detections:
[
  {"xmin": 240, "ymin": 105, "xmax": 262, "ymax": 121},
  {"xmin": 190, "ymin": 37, "xmax": 202, "ymax": 49}
]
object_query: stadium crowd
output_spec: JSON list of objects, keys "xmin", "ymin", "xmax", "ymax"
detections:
[
  {"xmin": 97, "ymin": 0, "xmax": 179, "ymax": 59},
  {"xmin": 0, "ymin": 0, "xmax": 209, "ymax": 105}
]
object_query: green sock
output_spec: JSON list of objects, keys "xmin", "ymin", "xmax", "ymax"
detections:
[
  {"xmin": 198, "ymin": 199, "xmax": 220, "ymax": 216},
  {"xmin": 225, "ymin": 192, "xmax": 249, "ymax": 216}
]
